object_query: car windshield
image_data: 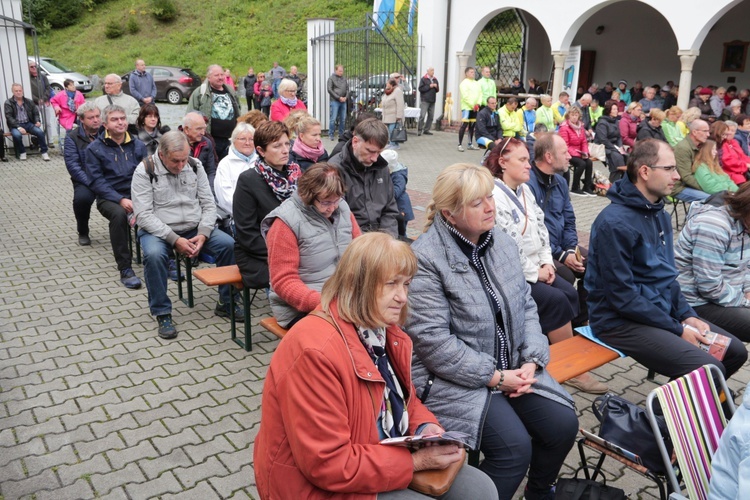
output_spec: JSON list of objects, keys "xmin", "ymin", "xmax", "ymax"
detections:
[{"xmin": 40, "ymin": 59, "xmax": 72, "ymax": 73}]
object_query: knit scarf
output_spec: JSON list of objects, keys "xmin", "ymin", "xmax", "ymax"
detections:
[
  {"xmin": 280, "ymin": 95, "xmax": 298, "ymax": 108},
  {"xmin": 291, "ymin": 136, "xmax": 325, "ymax": 161},
  {"xmin": 356, "ymin": 325, "xmax": 409, "ymax": 438},
  {"xmin": 254, "ymin": 157, "xmax": 301, "ymax": 202}
]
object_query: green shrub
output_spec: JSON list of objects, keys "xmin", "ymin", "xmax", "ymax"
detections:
[
  {"xmin": 104, "ymin": 20, "xmax": 124, "ymax": 39},
  {"xmin": 151, "ymin": 0, "xmax": 178, "ymax": 22},
  {"xmin": 126, "ymin": 17, "xmax": 140, "ymax": 34}
]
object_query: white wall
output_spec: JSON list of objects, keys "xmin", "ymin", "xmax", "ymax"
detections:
[{"xmin": 693, "ymin": 0, "xmax": 750, "ymax": 90}]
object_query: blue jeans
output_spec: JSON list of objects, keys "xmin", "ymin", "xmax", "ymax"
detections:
[
  {"xmin": 139, "ymin": 227, "xmax": 236, "ymax": 316},
  {"xmin": 674, "ymin": 187, "xmax": 710, "ymax": 202},
  {"xmin": 10, "ymin": 122, "xmax": 48, "ymax": 154},
  {"xmin": 329, "ymin": 100, "xmax": 347, "ymax": 138},
  {"xmin": 386, "ymin": 122, "xmax": 397, "ymax": 146}
]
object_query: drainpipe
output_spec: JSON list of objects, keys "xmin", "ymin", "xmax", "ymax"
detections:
[{"xmin": 435, "ymin": 0, "xmax": 451, "ymax": 131}]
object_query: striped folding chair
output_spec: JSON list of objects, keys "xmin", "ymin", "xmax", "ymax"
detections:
[{"xmin": 645, "ymin": 364, "xmax": 736, "ymax": 500}]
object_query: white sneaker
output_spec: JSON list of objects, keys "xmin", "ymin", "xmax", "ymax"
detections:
[
  {"xmin": 19, "ymin": 153, "xmax": 27, "ymax": 160},
  {"xmin": 41, "ymin": 152, "xmax": 50, "ymax": 161},
  {"xmin": 457, "ymin": 145, "xmax": 465, "ymax": 152}
]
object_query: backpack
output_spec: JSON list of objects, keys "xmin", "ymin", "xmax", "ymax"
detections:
[{"xmin": 143, "ymin": 154, "xmax": 199, "ymax": 183}]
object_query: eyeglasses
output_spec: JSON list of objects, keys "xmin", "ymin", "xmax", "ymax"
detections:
[
  {"xmin": 316, "ymin": 197, "xmax": 343, "ymax": 208},
  {"xmin": 695, "ymin": 128, "xmax": 710, "ymax": 133},
  {"xmin": 234, "ymin": 137, "xmax": 254, "ymax": 143},
  {"xmin": 648, "ymin": 165, "xmax": 677, "ymax": 172}
]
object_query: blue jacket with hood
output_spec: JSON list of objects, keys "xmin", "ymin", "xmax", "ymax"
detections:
[{"xmin": 585, "ymin": 175, "xmax": 696, "ymax": 336}]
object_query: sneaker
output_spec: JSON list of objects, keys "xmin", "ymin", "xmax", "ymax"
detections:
[
  {"xmin": 119, "ymin": 268, "xmax": 142, "ymax": 289},
  {"xmin": 457, "ymin": 145, "xmax": 465, "ymax": 152},
  {"xmin": 19, "ymin": 153, "xmax": 27, "ymax": 161},
  {"xmin": 41, "ymin": 152, "xmax": 50, "ymax": 161},
  {"xmin": 565, "ymin": 375, "xmax": 609, "ymax": 394},
  {"xmin": 78, "ymin": 234, "xmax": 91, "ymax": 246},
  {"xmin": 423, "ymin": 131, "xmax": 433, "ymax": 135},
  {"xmin": 215, "ymin": 301, "xmax": 245, "ymax": 322},
  {"xmin": 156, "ymin": 314, "xmax": 177, "ymax": 339},
  {"xmin": 329, "ymin": 135, "xmax": 334, "ymax": 141},
  {"xmin": 583, "ymin": 189, "xmax": 597, "ymax": 197},
  {"xmin": 570, "ymin": 189, "xmax": 587, "ymax": 197},
  {"xmin": 467, "ymin": 144, "xmax": 477, "ymax": 150},
  {"xmin": 168, "ymin": 258, "xmax": 181, "ymax": 282},
  {"xmin": 417, "ymin": 131, "xmax": 422, "ymax": 136},
  {"xmin": 0, "ymin": 156, "xmax": 8, "ymax": 162}
]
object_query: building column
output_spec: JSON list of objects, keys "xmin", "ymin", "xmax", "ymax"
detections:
[
  {"xmin": 551, "ymin": 51, "xmax": 568, "ymax": 100},
  {"xmin": 307, "ymin": 18, "xmax": 336, "ymax": 129},
  {"xmin": 677, "ymin": 50, "xmax": 699, "ymax": 110},
  {"xmin": 452, "ymin": 51, "xmax": 473, "ymax": 122}
]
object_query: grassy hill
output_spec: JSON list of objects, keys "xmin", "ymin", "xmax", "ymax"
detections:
[{"xmin": 32, "ymin": 0, "xmax": 372, "ymax": 79}]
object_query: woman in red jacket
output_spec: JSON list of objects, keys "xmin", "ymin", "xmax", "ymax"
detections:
[
  {"xmin": 558, "ymin": 106, "xmax": 594, "ymax": 195},
  {"xmin": 713, "ymin": 121, "xmax": 750, "ymax": 184},
  {"xmin": 254, "ymin": 232, "xmax": 497, "ymax": 500},
  {"xmin": 618, "ymin": 101, "xmax": 642, "ymax": 148}
]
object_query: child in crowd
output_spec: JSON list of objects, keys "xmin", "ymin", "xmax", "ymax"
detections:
[{"xmin": 381, "ymin": 149, "xmax": 414, "ymax": 242}]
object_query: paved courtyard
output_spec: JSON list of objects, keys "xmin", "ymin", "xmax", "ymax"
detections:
[{"xmin": 1, "ymin": 112, "xmax": 748, "ymax": 499}]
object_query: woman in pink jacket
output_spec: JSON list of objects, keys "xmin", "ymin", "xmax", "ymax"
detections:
[
  {"xmin": 558, "ymin": 107, "xmax": 594, "ymax": 194},
  {"xmin": 618, "ymin": 102, "xmax": 642, "ymax": 148},
  {"xmin": 50, "ymin": 79, "xmax": 85, "ymax": 131}
]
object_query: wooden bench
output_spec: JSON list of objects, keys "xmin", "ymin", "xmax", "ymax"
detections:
[
  {"xmin": 192, "ymin": 264, "xmax": 261, "ymax": 351},
  {"xmin": 259, "ymin": 317, "xmax": 288, "ymax": 340}
]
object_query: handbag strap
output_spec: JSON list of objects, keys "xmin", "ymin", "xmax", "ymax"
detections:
[{"xmin": 591, "ymin": 394, "xmax": 609, "ymax": 422}]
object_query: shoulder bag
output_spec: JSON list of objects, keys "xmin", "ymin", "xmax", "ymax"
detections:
[
  {"xmin": 391, "ymin": 122, "xmax": 408, "ymax": 143},
  {"xmin": 555, "ymin": 466, "xmax": 625, "ymax": 500}
]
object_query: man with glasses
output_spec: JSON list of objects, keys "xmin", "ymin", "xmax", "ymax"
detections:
[
  {"xmin": 585, "ymin": 139, "xmax": 747, "ymax": 381},
  {"xmin": 94, "ymin": 74, "xmax": 140, "ymax": 126},
  {"xmin": 673, "ymin": 119, "xmax": 711, "ymax": 202}
]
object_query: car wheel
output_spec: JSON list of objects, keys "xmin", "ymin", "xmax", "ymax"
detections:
[
  {"xmin": 51, "ymin": 83, "xmax": 63, "ymax": 93},
  {"xmin": 166, "ymin": 88, "xmax": 183, "ymax": 104}
]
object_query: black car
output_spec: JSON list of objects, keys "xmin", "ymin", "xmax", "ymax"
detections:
[{"xmin": 122, "ymin": 66, "xmax": 201, "ymax": 104}]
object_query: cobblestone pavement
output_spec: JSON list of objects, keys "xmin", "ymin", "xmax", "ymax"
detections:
[{"xmin": 1, "ymin": 109, "xmax": 748, "ymax": 499}]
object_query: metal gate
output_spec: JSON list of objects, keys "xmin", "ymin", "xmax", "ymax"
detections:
[
  {"xmin": 474, "ymin": 9, "xmax": 527, "ymax": 91},
  {"xmin": 309, "ymin": 10, "xmax": 418, "ymax": 133}
]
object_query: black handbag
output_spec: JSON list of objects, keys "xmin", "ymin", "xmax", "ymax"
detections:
[
  {"xmin": 592, "ymin": 393, "xmax": 673, "ymax": 473},
  {"xmin": 391, "ymin": 122, "xmax": 408, "ymax": 143},
  {"xmin": 555, "ymin": 467, "xmax": 625, "ymax": 500}
]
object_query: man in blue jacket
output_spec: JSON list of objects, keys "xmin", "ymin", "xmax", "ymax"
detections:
[
  {"xmin": 128, "ymin": 59, "xmax": 156, "ymax": 107},
  {"xmin": 585, "ymin": 139, "xmax": 747, "ymax": 380},
  {"xmin": 63, "ymin": 102, "xmax": 101, "ymax": 246},
  {"xmin": 528, "ymin": 133, "xmax": 589, "ymax": 327},
  {"xmin": 85, "ymin": 105, "xmax": 148, "ymax": 289}
]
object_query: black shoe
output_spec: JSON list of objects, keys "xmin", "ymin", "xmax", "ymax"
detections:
[
  {"xmin": 0, "ymin": 157, "xmax": 7, "ymax": 162},
  {"xmin": 78, "ymin": 234, "xmax": 91, "ymax": 246},
  {"xmin": 156, "ymin": 314, "xmax": 177, "ymax": 339},
  {"xmin": 215, "ymin": 301, "xmax": 245, "ymax": 322},
  {"xmin": 570, "ymin": 189, "xmax": 587, "ymax": 197},
  {"xmin": 423, "ymin": 131, "xmax": 433, "ymax": 135},
  {"xmin": 120, "ymin": 268, "xmax": 142, "ymax": 289}
]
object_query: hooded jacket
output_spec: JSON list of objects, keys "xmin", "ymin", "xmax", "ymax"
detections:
[
  {"xmin": 585, "ymin": 176, "xmax": 696, "ymax": 336},
  {"xmin": 675, "ymin": 202, "xmax": 750, "ymax": 308},
  {"xmin": 85, "ymin": 130, "xmax": 148, "ymax": 203},
  {"xmin": 329, "ymin": 141, "xmax": 399, "ymax": 237},
  {"xmin": 64, "ymin": 124, "xmax": 96, "ymax": 186},
  {"xmin": 527, "ymin": 165, "xmax": 579, "ymax": 261}
]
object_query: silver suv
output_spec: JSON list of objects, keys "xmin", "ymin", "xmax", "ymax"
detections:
[{"xmin": 28, "ymin": 57, "xmax": 93, "ymax": 94}]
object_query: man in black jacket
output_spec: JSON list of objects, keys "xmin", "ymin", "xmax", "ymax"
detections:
[
  {"xmin": 4, "ymin": 83, "xmax": 49, "ymax": 161},
  {"xmin": 242, "ymin": 67, "xmax": 257, "ymax": 111},
  {"xmin": 417, "ymin": 67, "xmax": 439, "ymax": 136},
  {"xmin": 328, "ymin": 118, "xmax": 399, "ymax": 237},
  {"xmin": 182, "ymin": 112, "xmax": 217, "ymax": 194},
  {"xmin": 475, "ymin": 96, "xmax": 502, "ymax": 149},
  {"xmin": 63, "ymin": 102, "xmax": 101, "ymax": 246}
]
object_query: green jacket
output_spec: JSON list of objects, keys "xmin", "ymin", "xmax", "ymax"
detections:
[
  {"xmin": 186, "ymin": 82, "xmax": 240, "ymax": 135},
  {"xmin": 459, "ymin": 78, "xmax": 482, "ymax": 111},
  {"xmin": 694, "ymin": 164, "xmax": 738, "ymax": 194},
  {"xmin": 498, "ymin": 106, "xmax": 523, "ymax": 137},
  {"xmin": 588, "ymin": 107, "xmax": 603, "ymax": 126},
  {"xmin": 662, "ymin": 120, "xmax": 684, "ymax": 147},
  {"xmin": 479, "ymin": 77, "xmax": 496, "ymax": 106}
]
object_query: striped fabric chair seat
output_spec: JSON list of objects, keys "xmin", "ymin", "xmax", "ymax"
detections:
[{"xmin": 646, "ymin": 365, "xmax": 736, "ymax": 500}]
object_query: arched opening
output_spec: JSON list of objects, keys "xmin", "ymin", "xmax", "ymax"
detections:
[
  {"xmin": 567, "ymin": 1, "xmax": 678, "ymax": 92},
  {"xmin": 471, "ymin": 9, "xmax": 552, "ymax": 92}
]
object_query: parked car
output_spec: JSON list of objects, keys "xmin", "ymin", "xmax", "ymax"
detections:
[
  {"xmin": 28, "ymin": 57, "xmax": 93, "ymax": 94},
  {"xmin": 121, "ymin": 66, "xmax": 201, "ymax": 104}
]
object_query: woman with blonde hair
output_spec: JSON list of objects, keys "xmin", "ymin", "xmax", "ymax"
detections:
[
  {"xmin": 406, "ymin": 162, "xmax": 577, "ymax": 499},
  {"xmin": 289, "ymin": 115, "xmax": 329, "ymax": 171},
  {"xmin": 662, "ymin": 106, "xmax": 685, "ymax": 146},
  {"xmin": 680, "ymin": 107, "xmax": 702, "ymax": 136},
  {"xmin": 692, "ymin": 139, "xmax": 738, "ymax": 194},
  {"xmin": 254, "ymin": 231, "xmax": 498, "ymax": 500},
  {"xmin": 283, "ymin": 109, "xmax": 309, "ymax": 140}
]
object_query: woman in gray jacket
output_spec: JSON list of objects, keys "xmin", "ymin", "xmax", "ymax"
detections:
[{"xmin": 405, "ymin": 163, "xmax": 578, "ymax": 500}]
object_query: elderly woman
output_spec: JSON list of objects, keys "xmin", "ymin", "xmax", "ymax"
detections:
[
  {"xmin": 289, "ymin": 116, "xmax": 329, "ymax": 171},
  {"xmin": 662, "ymin": 106, "xmax": 685, "ymax": 147},
  {"xmin": 214, "ymin": 122, "xmax": 256, "ymax": 216},
  {"xmin": 135, "ymin": 104, "xmax": 170, "ymax": 155},
  {"xmin": 270, "ymin": 78, "xmax": 307, "ymax": 122},
  {"xmin": 254, "ymin": 232, "xmax": 497, "ymax": 500},
  {"xmin": 712, "ymin": 121, "xmax": 750, "ymax": 185},
  {"xmin": 535, "ymin": 94, "xmax": 557, "ymax": 132},
  {"xmin": 675, "ymin": 182, "xmax": 750, "ymax": 342},
  {"xmin": 233, "ymin": 121, "xmax": 301, "ymax": 289},
  {"xmin": 405, "ymin": 163, "xmax": 578, "ymax": 500},
  {"xmin": 261, "ymin": 163, "xmax": 361, "ymax": 329},
  {"xmin": 50, "ymin": 78, "xmax": 85, "ymax": 131},
  {"xmin": 381, "ymin": 78, "xmax": 405, "ymax": 150},
  {"xmin": 619, "ymin": 101, "xmax": 642, "ymax": 148},
  {"xmin": 558, "ymin": 106, "xmax": 594, "ymax": 195}
]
